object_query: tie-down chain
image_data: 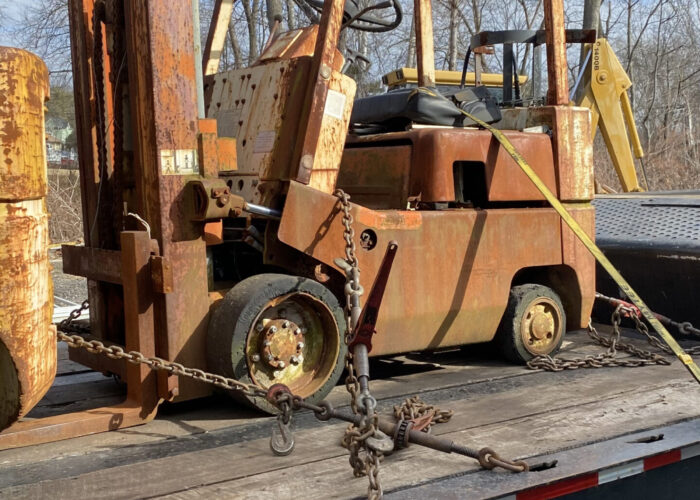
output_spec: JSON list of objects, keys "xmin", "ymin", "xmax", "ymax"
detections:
[
  {"xmin": 55, "ymin": 190, "xmax": 528, "ymax": 500},
  {"xmin": 56, "ymin": 187, "xmax": 700, "ymax": 498},
  {"xmin": 57, "ymin": 300, "xmax": 527, "ymax": 500}
]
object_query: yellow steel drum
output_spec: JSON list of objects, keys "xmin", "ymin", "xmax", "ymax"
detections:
[{"xmin": 0, "ymin": 47, "xmax": 55, "ymax": 431}]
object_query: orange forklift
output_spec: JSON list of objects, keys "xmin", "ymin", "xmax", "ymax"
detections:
[{"xmin": 0, "ymin": 0, "xmax": 594, "ymax": 446}]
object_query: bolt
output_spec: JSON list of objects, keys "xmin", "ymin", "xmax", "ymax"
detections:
[
  {"xmin": 282, "ymin": 321, "xmax": 290, "ymax": 329},
  {"xmin": 278, "ymin": 361, "xmax": 286, "ymax": 369},
  {"xmin": 290, "ymin": 355, "xmax": 300, "ymax": 364},
  {"xmin": 266, "ymin": 353, "xmax": 275, "ymax": 361},
  {"xmin": 263, "ymin": 339, "xmax": 271, "ymax": 346},
  {"xmin": 251, "ymin": 353, "xmax": 260, "ymax": 362},
  {"xmin": 269, "ymin": 326, "xmax": 278, "ymax": 334},
  {"xmin": 297, "ymin": 342, "xmax": 305, "ymax": 350},
  {"xmin": 294, "ymin": 328, "xmax": 302, "ymax": 335},
  {"xmin": 273, "ymin": 370, "xmax": 281, "ymax": 378}
]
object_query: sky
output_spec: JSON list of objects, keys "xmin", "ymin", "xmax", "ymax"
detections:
[{"xmin": 0, "ymin": 0, "xmax": 32, "ymax": 45}]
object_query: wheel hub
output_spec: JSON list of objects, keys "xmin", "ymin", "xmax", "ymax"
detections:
[
  {"xmin": 520, "ymin": 298, "xmax": 560, "ymax": 355},
  {"xmin": 257, "ymin": 319, "xmax": 306, "ymax": 369},
  {"xmin": 530, "ymin": 311, "xmax": 552, "ymax": 340},
  {"xmin": 245, "ymin": 291, "xmax": 340, "ymax": 398}
]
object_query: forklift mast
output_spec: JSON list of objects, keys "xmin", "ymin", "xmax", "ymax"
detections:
[
  {"xmin": 0, "ymin": 0, "xmax": 600, "ymax": 448},
  {"xmin": 62, "ymin": 0, "xmax": 362, "ymax": 406}
]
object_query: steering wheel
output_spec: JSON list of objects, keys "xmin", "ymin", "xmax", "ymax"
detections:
[{"xmin": 299, "ymin": 0, "xmax": 402, "ymax": 33}]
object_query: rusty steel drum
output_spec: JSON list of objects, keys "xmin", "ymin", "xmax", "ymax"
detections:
[{"xmin": 0, "ymin": 47, "xmax": 55, "ymax": 431}]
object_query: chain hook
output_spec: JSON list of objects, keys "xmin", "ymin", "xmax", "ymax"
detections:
[{"xmin": 270, "ymin": 400, "xmax": 295, "ymax": 456}]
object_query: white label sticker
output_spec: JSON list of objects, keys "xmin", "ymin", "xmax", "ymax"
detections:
[
  {"xmin": 324, "ymin": 89, "xmax": 346, "ymax": 120},
  {"xmin": 160, "ymin": 149, "xmax": 199, "ymax": 175},
  {"xmin": 254, "ymin": 130, "xmax": 276, "ymax": 154}
]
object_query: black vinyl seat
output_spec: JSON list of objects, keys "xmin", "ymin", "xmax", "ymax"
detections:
[{"xmin": 350, "ymin": 86, "xmax": 501, "ymax": 134}]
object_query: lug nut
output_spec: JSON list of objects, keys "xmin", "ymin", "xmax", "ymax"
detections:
[
  {"xmin": 282, "ymin": 321, "xmax": 290, "ymax": 328},
  {"xmin": 266, "ymin": 353, "xmax": 274, "ymax": 361},
  {"xmin": 297, "ymin": 342, "xmax": 305, "ymax": 350},
  {"xmin": 269, "ymin": 326, "xmax": 277, "ymax": 333},
  {"xmin": 294, "ymin": 328, "xmax": 302, "ymax": 335},
  {"xmin": 278, "ymin": 361, "xmax": 286, "ymax": 369},
  {"xmin": 263, "ymin": 339, "xmax": 271, "ymax": 346},
  {"xmin": 290, "ymin": 355, "xmax": 300, "ymax": 364},
  {"xmin": 273, "ymin": 370, "xmax": 281, "ymax": 378},
  {"xmin": 251, "ymin": 354, "xmax": 260, "ymax": 362}
]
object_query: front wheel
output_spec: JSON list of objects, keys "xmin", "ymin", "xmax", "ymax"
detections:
[
  {"xmin": 496, "ymin": 284, "xmax": 566, "ymax": 363},
  {"xmin": 207, "ymin": 274, "xmax": 347, "ymax": 413}
]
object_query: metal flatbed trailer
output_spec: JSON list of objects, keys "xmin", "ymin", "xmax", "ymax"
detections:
[{"xmin": 1, "ymin": 327, "xmax": 698, "ymax": 499}]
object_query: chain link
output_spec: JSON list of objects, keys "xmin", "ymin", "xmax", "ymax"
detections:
[
  {"xmin": 527, "ymin": 304, "xmax": 700, "ymax": 371},
  {"xmin": 335, "ymin": 189, "xmax": 363, "ymax": 414},
  {"xmin": 393, "ymin": 396, "xmax": 453, "ymax": 432},
  {"xmin": 595, "ymin": 292, "xmax": 700, "ymax": 344},
  {"xmin": 335, "ymin": 189, "xmax": 382, "ymax": 499},
  {"xmin": 56, "ymin": 301, "xmax": 267, "ymax": 399}
]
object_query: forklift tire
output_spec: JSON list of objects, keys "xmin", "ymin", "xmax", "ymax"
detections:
[
  {"xmin": 496, "ymin": 284, "xmax": 566, "ymax": 364},
  {"xmin": 207, "ymin": 273, "xmax": 347, "ymax": 414}
]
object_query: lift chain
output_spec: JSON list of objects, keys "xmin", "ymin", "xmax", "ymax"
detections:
[
  {"xmin": 335, "ymin": 189, "xmax": 383, "ymax": 500},
  {"xmin": 528, "ymin": 302, "xmax": 700, "ymax": 372}
]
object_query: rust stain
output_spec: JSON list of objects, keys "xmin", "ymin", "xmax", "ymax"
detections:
[
  {"xmin": 0, "ymin": 47, "xmax": 54, "ymax": 431},
  {"xmin": 0, "ymin": 48, "xmax": 49, "ymax": 202},
  {"xmin": 279, "ymin": 134, "xmax": 594, "ymax": 356}
]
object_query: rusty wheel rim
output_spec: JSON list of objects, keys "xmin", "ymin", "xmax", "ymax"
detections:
[
  {"xmin": 519, "ymin": 297, "xmax": 562, "ymax": 356},
  {"xmin": 245, "ymin": 292, "xmax": 340, "ymax": 398}
]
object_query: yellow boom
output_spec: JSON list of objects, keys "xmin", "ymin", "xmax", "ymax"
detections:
[{"xmin": 576, "ymin": 38, "xmax": 645, "ymax": 192}]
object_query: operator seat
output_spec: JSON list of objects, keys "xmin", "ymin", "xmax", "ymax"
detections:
[{"xmin": 350, "ymin": 86, "xmax": 501, "ymax": 134}]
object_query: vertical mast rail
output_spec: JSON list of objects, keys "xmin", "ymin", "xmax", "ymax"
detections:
[
  {"xmin": 543, "ymin": 0, "xmax": 569, "ymax": 104},
  {"xmin": 414, "ymin": 0, "xmax": 436, "ymax": 88}
]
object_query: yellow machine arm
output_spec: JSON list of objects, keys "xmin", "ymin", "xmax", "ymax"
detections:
[{"xmin": 576, "ymin": 38, "xmax": 645, "ymax": 192}]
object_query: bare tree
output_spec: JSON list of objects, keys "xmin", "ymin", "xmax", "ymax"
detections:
[
  {"xmin": 10, "ymin": 0, "xmax": 72, "ymax": 83},
  {"xmin": 6, "ymin": 0, "xmax": 699, "ymax": 191}
]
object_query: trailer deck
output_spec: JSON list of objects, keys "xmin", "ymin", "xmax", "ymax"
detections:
[{"xmin": 1, "ymin": 327, "xmax": 699, "ymax": 499}]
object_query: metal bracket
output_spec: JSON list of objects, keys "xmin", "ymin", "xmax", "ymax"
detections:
[{"xmin": 347, "ymin": 240, "xmax": 398, "ymax": 353}]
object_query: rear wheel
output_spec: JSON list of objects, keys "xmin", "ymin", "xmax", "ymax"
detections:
[
  {"xmin": 207, "ymin": 274, "xmax": 346, "ymax": 413},
  {"xmin": 496, "ymin": 284, "xmax": 566, "ymax": 363}
]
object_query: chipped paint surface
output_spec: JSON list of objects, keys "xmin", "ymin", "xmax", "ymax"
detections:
[
  {"xmin": 0, "ymin": 48, "xmax": 55, "ymax": 431},
  {"xmin": 278, "ymin": 181, "xmax": 594, "ymax": 356},
  {"xmin": 0, "ymin": 47, "xmax": 49, "ymax": 201}
]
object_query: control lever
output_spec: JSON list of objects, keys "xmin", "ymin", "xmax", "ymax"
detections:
[{"xmin": 341, "ymin": 46, "xmax": 371, "ymax": 74}]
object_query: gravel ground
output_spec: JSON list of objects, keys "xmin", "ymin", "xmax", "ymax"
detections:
[{"xmin": 50, "ymin": 249, "xmax": 88, "ymax": 306}]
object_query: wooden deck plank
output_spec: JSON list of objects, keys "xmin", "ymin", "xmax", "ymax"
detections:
[
  {"xmin": 2, "ymin": 328, "xmax": 697, "ymax": 499},
  {"xmin": 0, "ymin": 341, "xmax": 537, "ymax": 468},
  {"xmin": 156, "ymin": 380, "xmax": 700, "ymax": 500},
  {"xmin": 2, "ymin": 360, "xmax": 695, "ymax": 499},
  {"xmin": 0, "ymin": 329, "xmax": 658, "ymax": 472}
]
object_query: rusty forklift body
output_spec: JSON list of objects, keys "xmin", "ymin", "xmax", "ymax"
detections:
[{"xmin": 0, "ymin": 0, "xmax": 595, "ymax": 447}]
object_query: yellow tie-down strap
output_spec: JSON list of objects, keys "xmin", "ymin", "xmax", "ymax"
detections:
[{"xmin": 459, "ymin": 108, "xmax": 700, "ymax": 383}]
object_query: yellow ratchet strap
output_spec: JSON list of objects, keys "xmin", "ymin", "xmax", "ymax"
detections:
[{"xmin": 459, "ymin": 108, "xmax": 700, "ymax": 383}]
